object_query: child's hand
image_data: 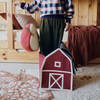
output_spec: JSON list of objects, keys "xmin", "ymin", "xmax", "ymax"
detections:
[
  {"xmin": 65, "ymin": 23, "xmax": 71, "ymax": 31},
  {"xmin": 14, "ymin": 1, "xmax": 21, "ymax": 7}
]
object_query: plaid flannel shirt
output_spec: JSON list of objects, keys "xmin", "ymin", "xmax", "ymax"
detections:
[{"xmin": 21, "ymin": 0, "xmax": 74, "ymax": 23}]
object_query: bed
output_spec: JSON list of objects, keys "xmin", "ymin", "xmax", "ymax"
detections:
[{"xmin": 68, "ymin": 25, "xmax": 100, "ymax": 66}]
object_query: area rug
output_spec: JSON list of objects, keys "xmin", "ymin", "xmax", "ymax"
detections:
[
  {"xmin": 0, "ymin": 70, "xmax": 54, "ymax": 100},
  {"xmin": 52, "ymin": 64, "xmax": 100, "ymax": 100}
]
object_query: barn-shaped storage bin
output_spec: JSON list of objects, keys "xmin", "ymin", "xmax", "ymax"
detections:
[{"xmin": 40, "ymin": 48, "xmax": 76, "ymax": 90}]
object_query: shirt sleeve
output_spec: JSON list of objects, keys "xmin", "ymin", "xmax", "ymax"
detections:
[
  {"xmin": 64, "ymin": 0, "xmax": 74, "ymax": 23},
  {"xmin": 20, "ymin": 1, "xmax": 41, "ymax": 14}
]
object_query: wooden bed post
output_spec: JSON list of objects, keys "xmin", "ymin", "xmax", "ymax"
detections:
[
  {"xmin": 7, "ymin": 0, "xmax": 14, "ymax": 49},
  {"xmin": 92, "ymin": 0, "xmax": 97, "ymax": 25}
]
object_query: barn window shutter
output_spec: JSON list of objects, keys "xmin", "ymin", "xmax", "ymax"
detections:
[{"xmin": 54, "ymin": 61, "xmax": 61, "ymax": 68}]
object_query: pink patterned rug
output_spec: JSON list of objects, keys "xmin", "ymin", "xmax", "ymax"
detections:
[{"xmin": 0, "ymin": 70, "xmax": 54, "ymax": 100}]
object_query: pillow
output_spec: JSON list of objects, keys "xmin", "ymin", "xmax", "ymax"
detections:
[{"xmin": 20, "ymin": 24, "xmax": 39, "ymax": 52}]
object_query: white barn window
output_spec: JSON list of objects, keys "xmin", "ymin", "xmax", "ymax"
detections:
[{"xmin": 54, "ymin": 61, "xmax": 61, "ymax": 68}]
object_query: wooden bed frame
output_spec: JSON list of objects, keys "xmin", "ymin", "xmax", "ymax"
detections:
[
  {"xmin": 0, "ymin": 0, "xmax": 39, "ymax": 63},
  {"xmin": 0, "ymin": 0, "xmax": 100, "ymax": 64}
]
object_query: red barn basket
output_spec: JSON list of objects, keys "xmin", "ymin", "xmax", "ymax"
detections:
[{"xmin": 40, "ymin": 48, "xmax": 76, "ymax": 90}]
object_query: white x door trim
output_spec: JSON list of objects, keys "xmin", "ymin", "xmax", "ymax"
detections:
[{"xmin": 49, "ymin": 73, "xmax": 64, "ymax": 89}]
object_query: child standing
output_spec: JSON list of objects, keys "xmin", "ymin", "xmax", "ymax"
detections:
[{"xmin": 15, "ymin": 0, "xmax": 74, "ymax": 56}]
